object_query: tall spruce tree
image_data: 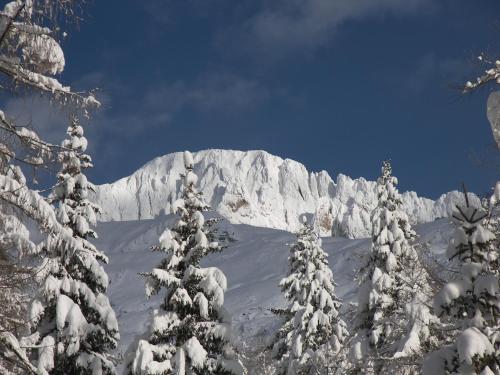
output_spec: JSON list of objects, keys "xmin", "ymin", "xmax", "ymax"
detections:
[
  {"xmin": 351, "ymin": 161, "xmax": 433, "ymax": 374},
  {"xmin": 271, "ymin": 216, "xmax": 348, "ymax": 375},
  {"xmin": 130, "ymin": 151, "xmax": 245, "ymax": 375},
  {"xmin": 24, "ymin": 116, "xmax": 119, "ymax": 374},
  {"xmin": 423, "ymin": 191, "xmax": 499, "ymax": 375}
]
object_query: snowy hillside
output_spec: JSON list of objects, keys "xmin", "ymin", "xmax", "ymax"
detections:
[
  {"xmin": 94, "ymin": 215, "xmax": 455, "ymax": 372},
  {"xmin": 94, "ymin": 149, "xmax": 478, "ymax": 238}
]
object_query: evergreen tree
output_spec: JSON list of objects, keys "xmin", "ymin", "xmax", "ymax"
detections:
[
  {"xmin": 0, "ymin": 1, "xmax": 103, "ymax": 373},
  {"xmin": 351, "ymin": 161, "xmax": 433, "ymax": 374},
  {"xmin": 271, "ymin": 216, "xmax": 348, "ymax": 375},
  {"xmin": 24, "ymin": 116, "xmax": 119, "ymax": 374},
  {"xmin": 51, "ymin": 116, "xmax": 99, "ymax": 242},
  {"xmin": 130, "ymin": 151, "xmax": 245, "ymax": 375},
  {"xmin": 423, "ymin": 190, "xmax": 499, "ymax": 375}
]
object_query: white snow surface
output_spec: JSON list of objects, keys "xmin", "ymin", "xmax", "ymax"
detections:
[
  {"xmin": 92, "ymin": 214, "xmax": 455, "ymax": 373},
  {"xmin": 93, "ymin": 149, "xmax": 478, "ymax": 238}
]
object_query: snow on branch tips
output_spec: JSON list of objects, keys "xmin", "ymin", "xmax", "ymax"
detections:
[
  {"xmin": 463, "ymin": 54, "xmax": 500, "ymax": 148},
  {"xmin": 0, "ymin": 0, "xmax": 101, "ymax": 110}
]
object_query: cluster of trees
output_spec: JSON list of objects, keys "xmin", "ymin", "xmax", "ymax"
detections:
[
  {"xmin": 261, "ymin": 159, "xmax": 498, "ymax": 375},
  {"xmin": 121, "ymin": 155, "xmax": 499, "ymax": 375},
  {"xmin": 0, "ymin": 1, "xmax": 498, "ymax": 375},
  {"xmin": 0, "ymin": 2, "xmax": 245, "ymax": 373},
  {"xmin": 260, "ymin": 54, "xmax": 500, "ymax": 375}
]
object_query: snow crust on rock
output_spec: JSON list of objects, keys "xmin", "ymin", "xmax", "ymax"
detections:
[{"xmin": 94, "ymin": 149, "xmax": 479, "ymax": 238}]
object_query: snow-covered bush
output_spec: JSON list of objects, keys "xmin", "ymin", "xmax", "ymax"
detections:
[
  {"xmin": 129, "ymin": 151, "xmax": 245, "ymax": 375},
  {"xmin": 424, "ymin": 192, "xmax": 499, "ymax": 375},
  {"xmin": 351, "ymin": 161, "xmax": 434, "ymax": 374},
  {"xmin": 271, "ymin": 216, "xmax": 348, "ymax": 375}
]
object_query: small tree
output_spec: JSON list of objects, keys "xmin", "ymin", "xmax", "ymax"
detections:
[
  {"xmin": 23, "ymin": 116, "xmax": 119, "ymax": 374},
  {"xmin": 423, "ymin": 189, "xmax": 499, "ymax": 375},
  {"xmin": 271, "ymin": 216, "xmax": 348, "ymax": 375},
  {"xmin": 130, "ymin": 151, "xmax": 245, "ymax": 375},
  {"xmin": 351, "ymin": 161, "xmax": 434, "ymax": 374}
]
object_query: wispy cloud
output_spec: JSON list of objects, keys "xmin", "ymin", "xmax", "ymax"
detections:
[
  {"xmin": 144, "ymin": 73, "xmax": 272, "ymax": 115},
  {"xmin": 0, "ymin": 69, "xmax": 277, "ymax": 156},
  {"xmin": 69, "ymin": 70, "xmax": 278, "ymax": 149},
  {"xmin": 218, "ymin": 0, "xmax": 433, "ymax": 61}
]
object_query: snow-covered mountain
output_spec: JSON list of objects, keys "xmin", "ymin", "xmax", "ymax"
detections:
[{"xmin": 94, "ymin": 149, "xmax": 477, "ymax": 238}]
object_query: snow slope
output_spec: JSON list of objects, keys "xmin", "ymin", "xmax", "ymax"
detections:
[
  {"xmin": 94, "ymin": 214, "xmax": 455, "ymax": 372},
  {"xmin": 94, "ymin": 149, "xmax": 477, "ymax": 238}
]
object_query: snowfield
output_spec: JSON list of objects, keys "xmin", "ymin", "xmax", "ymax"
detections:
[
  {"xmin": 93, "ymin": 214, "xmax": 455, "ymax": 372},
  {"xmin": 94, "ymin": 149, "xmax": 478, "ymax": 238}
]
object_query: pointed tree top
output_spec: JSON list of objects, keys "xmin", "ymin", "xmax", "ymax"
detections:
[
  {"xmin": 184, "ymin": 150, "xmax": 194, "ymax": 170},
  {"xmin": 381, "ymin": 160, "xmax": 392, "ymax": 179},
  {"xmin": 462, "ymin": 182, "xmax": 470, "ymax": 208}
]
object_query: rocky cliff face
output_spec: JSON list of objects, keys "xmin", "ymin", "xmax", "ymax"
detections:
[{"xmin": 94, "ymin": 149, "xmax": 477, "ymax": 238}]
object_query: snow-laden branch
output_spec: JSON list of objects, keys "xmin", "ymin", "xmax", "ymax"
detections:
[
  {"xmin": 463, "ymin": 60, "xmax": 500, "ymax": 93},
  {"xmin": 0, "ymin": 174, "xmax": 108, "ymax": 264}
]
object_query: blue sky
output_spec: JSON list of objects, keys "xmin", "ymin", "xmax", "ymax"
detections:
[{"xmin": 9, "ymin": 0, "xmax": 500, "ymax": 199}]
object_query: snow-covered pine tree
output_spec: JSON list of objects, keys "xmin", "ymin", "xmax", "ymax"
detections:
[
  {"xmin": 130, "ymin": 151, "xmax": 245, "ymax": 375},
  {"xmin": 22, "ymin": 115, "xmax": 120, "ymax": 374},
  {"xmin": 423, "ymin": 189, "xmax": 499, "ymax": 375},
  {"xmin": 51, "ymin": 116, "xmax": 98, "ymax": 240},
  {"xmin": 351, "ymin": 161, "xmax": 434, "ymax": 374},
  {"xmin": 0, "ymin": 1, "xmax": 102, "ymax": 373},
  {"xmin": 271, "ymin": 216, "xmax": 348, "ymax": 375}
]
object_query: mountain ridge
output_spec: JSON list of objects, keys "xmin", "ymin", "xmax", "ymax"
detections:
[{"xmin": 93, "ymin": 149, "xmax": 478, "ymax": 238}]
